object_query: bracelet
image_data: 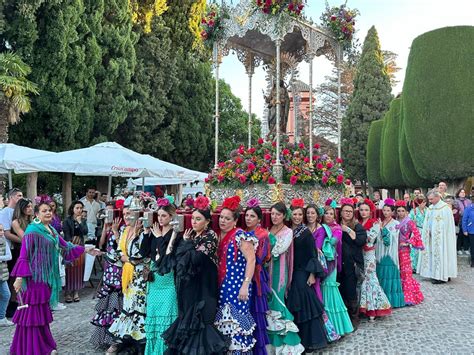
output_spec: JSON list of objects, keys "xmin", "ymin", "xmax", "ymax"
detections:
[
  {"xmin": 243, "ymin": 277, "xmax": 251, "ymax": 283},
  {"xmin": 16, "ymin": 277, "xmax": 22, "ymax": 281},
  {"xmin": 346, "ymin": 227, "xmax": 353, "ymax": 234}
]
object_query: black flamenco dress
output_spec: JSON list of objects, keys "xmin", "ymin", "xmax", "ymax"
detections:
[
  {"xmin": 286, "ymin": 225, "xmax": 328, "ymax": 351},
  {"xmin": 161, "ymin": 229, "xmax": 229, "ymax": 355}
]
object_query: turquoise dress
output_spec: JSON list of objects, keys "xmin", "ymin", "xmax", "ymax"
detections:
[
  {"xmin": 375, "ymin": 219, "xmax": 405, "ymax": 308},
  {"xmin": 143, "ymin": 229, "xmax": 178, "ymax": 355},
  {"xmin": 409, "ymin": 207, "xmax": 426, "ymax": 272}
]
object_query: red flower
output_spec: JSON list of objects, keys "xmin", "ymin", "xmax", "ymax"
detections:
[
  {"xmin": 337, "ymin": 175, "xmax": 344, "ymax": 184},
  {"xmin": 222, "ymin": 196, "xmax": 241, "ymax": 210},
  {"xmin": 314, "ymin": 155, "xmax": 320, "ymax": 161},
  {"xmin": 194, "ymin": 196, "xmax": 210, "ymax": 210},
  {"xmin": 208, "ymin": 19, "xmax": 215, "ymax": 27},
  {"xmin": 326, "ymin": 162, "xmax": 334, "ymax": 169},
  {"xmin": 291, "ymin": 198, "xmax": 305, "ymax": 208},
  {"xmin": 257, "ymin": 138, "xmax": 264, "ymax": 144},
  {"xmin": 247, "ymin": 162, "xmax": 256, "ymax": 171},
  {"xmin": 268, "ymin": 176, "xmax": 276, "ymax": 184},
  {"xmin": 345, "ymin": 179, "xmax": 352, "ymax": 185},
  {"xmin": 314, "ymin": 143, "xmax": 320, "ymax": 149},
  {"xmin": 322, "ymin": 176, "xmax": 329, "ymax": 184},
  {"xmin": 218, "ymin": 162, "xmax": 225, "ymax": 168},
  {"xmin": 235, "ymin": 156, "xmax": 243, "ymax": 164},
  {"xmin": 238, "ymin": 145, "xmax": 245, "ymax": 154},
  {"xmin": 201, "ymin": 18, "xmax": 207, "ymax": 24},
  {"xmin": 336, "ymin": 157, "xmax": 343, "ymax": 163},
  {"xmin": 298, "ymin": 142, "xmax": 305, "ymax": 149},
  {"xmin": 260, "ymin": 167, "xmax": 268, "ymax": 173},
  {"xmin": 316, "ymin": 163, "xmax": 324, "ymax": 170},
  {"xmin": 304, "ymin": 157, "xmax": 310, "ymax": 163},
  {"xmin": 217, "ymin": 175, "xmax": 225, "ymax": 182},
  {"xmin": 282, "ymin": 149, "xmax": 290, "ymax": 156},
  {"xmin": 272, "ymin": 141, "xmax": 277, "ymax": 147},
  {"xmin": 290, "ymin": 175, "xmax": 298, "ymax": 185},
  {"xmin": 238, "ymin": 175, "xmax": 247, "ymax": 184},
  {"xmin": 264, "ymin": 153, "xmax": 272, "ymax": 161},
  {"xmin": 204, "ymin": 177, "xmax": 209, "ymax": 183},
  {"xmin": 248, "ymin": 147, "xmax": 256, "ymax": 154}
]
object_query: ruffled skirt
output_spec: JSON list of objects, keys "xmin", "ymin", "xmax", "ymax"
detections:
[
  {"xmin": 250, "ymin": 279, "xmax": 270, "ymax": 355},
  {"xmin": 10, "ymin": 281, "xmax": 56, "ymax": 355},
  {"xmin": 376, "ymin": 256, "xmax": 405, "ymax": 308},
  {"xmin": 399, "ymin": 247, "xmax": 424, "ymax": 306}
]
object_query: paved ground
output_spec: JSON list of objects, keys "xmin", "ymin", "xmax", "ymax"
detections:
[{"xmin": 1, "ymin": 256, "xmax": 474, "ymax": 355}]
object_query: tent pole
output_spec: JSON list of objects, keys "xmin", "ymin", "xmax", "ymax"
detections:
[
  {"xmin": 8, "ymin": 170, "xmax": 12, "ymax": 190},
  {"xmin": 142, "ymin": 177, "xmax": 145, "ymax": 191},
  {"xmin": 107, "ymin": 176, "xmax": 112, "ymax": 199}
]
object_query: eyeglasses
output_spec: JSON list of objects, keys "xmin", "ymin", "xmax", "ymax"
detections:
[{"xmin": 342, "ymin": 210, "xmax": 353, "ymax": 214}]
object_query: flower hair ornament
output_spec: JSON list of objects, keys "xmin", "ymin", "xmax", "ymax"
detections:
[
  {"xmin": 339, "ymin": 197, "xmax": 354, "ymax": 206},
  {"xmin": 194, "ymin": 196, "xmax": 211, "ymax": 210},
  {"xmin": 384, "ymin": 198, "xmax": 396, "ymax": 207},
  {"xmin": 115, "ymin": 199, "xmax": 125, "ymax": 209},
  {"xmin": 34, "ymin": 194, "xmax": 52, "ymax": 205},
  {"xmin": 325, "ymin": 198, "xmax": 337, "ymax": 209},
  {"xmin": 290, "ymin": 198, "xmax": 305, "ymax": 209},
  {"xmin": 157, "ymin": 198, "xmax": 171, "ymax": 207},
  {"xmin": 222, "ymin": 196, "xmax": 241, "ymax": 211},
  {"xmin": 363, "ymin": 198, "xmax": 376, "ymax": 213},
  {"xmin": 395, "ymin": 200, "xmax": 408, "ymax": 208},
  {"xmin": 246, "ymin": 198, "xmax": 260, "ymax": 208}
]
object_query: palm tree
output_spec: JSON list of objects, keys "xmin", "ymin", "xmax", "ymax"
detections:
[{"xmin": 0, "ymin": 52, "xmax": 39, "ymax": 143}]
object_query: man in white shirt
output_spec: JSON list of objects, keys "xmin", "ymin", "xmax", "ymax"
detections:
[
  {"xmin": 0, "ymin": 188, "xmax": 23, "ymax": 250},
  {"xmin": 80, "ymin": 187, "xmax": 101, "ymax": 241}
]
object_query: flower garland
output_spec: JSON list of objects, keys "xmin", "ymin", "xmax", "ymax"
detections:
[
  {"xmin": 254, "ymin": 0, "xmax": 305, "ymax": 18},
  {"xmin": 199, "ymin": 3, "xmax": 228, "ymax": 47},
  {"xmin": 206, "ymin": 137, "xmax": 350, "ymax": 187},
  {"xmin": 320, "ymin": 2, "xmax": 359, "ymax": 49}
]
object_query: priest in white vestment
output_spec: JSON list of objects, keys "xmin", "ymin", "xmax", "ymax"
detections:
[{"xmin": 418, "ymin": 190, "xmax": 457, "ymax": 283}]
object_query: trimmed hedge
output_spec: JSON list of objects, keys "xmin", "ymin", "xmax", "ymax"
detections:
[
  {"xmin": 381, "ymin": 98, "xmax": 405, "ymax": 188},
  {"xmin": 366, "ymin": 120, "xmax": 385, "ymax": 188},
  {"xmin": 402, "ymin": 26, "xmax": 474, "ymax": 181},
  {"xmin": 399, "ymin": 99, "xmax": 433, "ymax": 187}
]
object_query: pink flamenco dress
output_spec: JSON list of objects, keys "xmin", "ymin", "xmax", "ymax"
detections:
[
  {"xmin": 10, "ymin": 222, "xmax": 84, "ymax": 355},
  {"xmin": 396, "ymin": 217, "xmax": 424, "ymax": 306}
]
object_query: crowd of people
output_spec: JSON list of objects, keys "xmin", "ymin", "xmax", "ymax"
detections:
[{"xmin": 0, "ymin": 181, "xmax": 471, "ymax": 355}]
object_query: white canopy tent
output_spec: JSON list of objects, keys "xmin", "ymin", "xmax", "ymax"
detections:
[
  {"xmin": 131, "ymin": 172, "xmax": 208, "ymax": 186},
  {"xmin": 20, "ymin": 142, "xmax": 203, "ymax": 197},
  {"xmin": 0, "ymin": 143, "xmax": 57, "ymax": 189}
]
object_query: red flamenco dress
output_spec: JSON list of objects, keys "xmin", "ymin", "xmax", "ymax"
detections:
[{"xmin": 396, "ymin": 217, "xmax": 424, "ymax": 305}]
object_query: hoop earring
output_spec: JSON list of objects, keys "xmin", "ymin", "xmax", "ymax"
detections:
[{"xmin": 33, "ymin": 217, "xmax": 41, "ymax": 224}]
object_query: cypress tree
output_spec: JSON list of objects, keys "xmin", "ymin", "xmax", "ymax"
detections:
[
  {"xmin": 161, "ymin": 0, "xmax": 214, "ymax": 171},
  {"xmin": 91, "ymin": 0, "xmax": 137, "ymax": 143},
  {"xmin": 366, "ymin": 120, "xmax": 384, "ymax": 188},
  {"xmin": 341, "ymin": 26, "xmax": 392, "ymax": 186}
]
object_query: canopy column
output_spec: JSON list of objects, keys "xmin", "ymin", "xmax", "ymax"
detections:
[{"xmin": 272, "ymin": 39, "xmax": 283, "ymax": 182}]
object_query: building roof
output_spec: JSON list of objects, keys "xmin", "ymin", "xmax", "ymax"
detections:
[{"xmin": 288, "ymin": 80, "xmax": 313, "ymax": 92}]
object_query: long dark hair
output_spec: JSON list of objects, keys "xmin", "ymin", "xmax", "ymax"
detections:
[
  {"xmin": 68, "ymin": 200, "xmax": 84, "ymax": 217},
  {"xmin": 13, "ymin": 198, "xmax": 33, "ymax": 230},
  {"xmin": 245, "ymin": 206, "xmax": 263, "ymax": 220}
]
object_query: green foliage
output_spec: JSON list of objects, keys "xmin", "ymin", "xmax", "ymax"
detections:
[
  {"xmin": 398, "ymin": 99, "xmax": 432, "ymax": 187},
  {"xmin": 91, "ymin": 0, "xmax": 137, "ymax": 143},
  {"xmin": 402, "ymin": 26, "xmax": 474, "ymax": 181},
  {"xmin": 366, "ymin": 119, "xmax": 384, "ymax": 188},
  {"xmin": 341, "ymin": 26, "xmax": 392, "ymax": 183},
  {"xmin": 115, "ymin": 16, "xmax": 177, "ymax": 158},
  {"xmin": 380, "ymin": 98, "xmax": 404, "ymax": 188},
  {"xmin": 217, "ymin": 79, "xmax": 261, "ymax": 160}
]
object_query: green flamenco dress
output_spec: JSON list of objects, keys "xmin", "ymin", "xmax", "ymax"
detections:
[
  {"xmin": 317, "ymin": 224, "xmax": 353, "ymax": 336},
  {"xmin": 267, "ymin": 228, "xmax": 304, "ymax": 354}
]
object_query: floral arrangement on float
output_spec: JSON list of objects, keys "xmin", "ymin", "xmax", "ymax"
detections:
[
  {"xmin": 254, "ymin": 0, "xmax": 305, "ymax": 17},
  {"xmin": 200, "ymin": 3, "xmax": 228, "ymax": 47},
  {"xmin": 320, "ymin": 1, "xmax": 359, "ymax": 49},
  {"xmin": 205, "ymin": 137, "xmax": 350, "ymax": 188}
]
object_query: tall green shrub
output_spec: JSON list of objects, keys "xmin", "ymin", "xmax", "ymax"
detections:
[
  {"xmin": 381, "ymin": 98, "xmax": 405, "ymax": 188},
  {"xmin": 402, "ymin": 26, "xmax": 474, "ymax": 181},
  {"xmin": 366, "ymin": 120, "xmax": 384, "ymax": 188}
]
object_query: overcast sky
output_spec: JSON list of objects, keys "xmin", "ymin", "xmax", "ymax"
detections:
[{"xmin": 219, "ymin": 0, "xmax": 474, "ymax": 122}]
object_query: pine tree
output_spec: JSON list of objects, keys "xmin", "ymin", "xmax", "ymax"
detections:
[
  {"xmin": 341, "ymin": 26, "xmax": 392, "ymax": 186},
  {"xmin": 91, "ymin": 0, "xmax": 137, "ymax": 143}
]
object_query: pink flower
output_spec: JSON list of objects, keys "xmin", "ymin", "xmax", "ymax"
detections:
[
  {"xmin": 260, "ymin": 167, "xmax": 268, "ymax": 173},
  {"xmin": 258, "ymin": 138, "xmax": 264, "ymax": 144},
  {"xmin": 345, "ymin": 178, "xmax": 352, "ymax": 185},
  {"xmin": 218, "ymin": 162, "xmax": 225, "ymax": 168},
  {"xmin": 337, "ymin": 175, "xmax": 344, "ymax": 184},
  {"xmin": 204, "ymin": 177, "xmax": 209, "ymax": 183},
  {"xmin": 316, "ymin": 163, "xmax": 324, "ymax": 170},
  {"xmin": 304, "ymin": 157, "xmax": 310, "ymax": 163},
  {"xmin": 314, "ymin": 143, "xmax": 320, "ymax": 149},
  {"xmin": 239, "ymin": 175, "xmax": 247, "ymax": 184},
  {"xmin": 326, "ymin": 162, "xmax": 334, "ymax": 169},
  {"xmin": 235, "ymin": 157, "xmax": 243, "ymax": 164},
  {"xmin": 298, "ymin": 142, "xmax": 305, "ymax": 149},
  {"xmin": 238, "ymin": 145, "xmax": 245, "ymax": 154},
  {"xmin": 322, "ymin": 176, "xmax": 329, "ymax": 184},
  {"xmin": 248, "ymin": 147, "xmax": 256, "ymax": 154},
  {"xmin": 290, "ymin": 175, "xmax": 298, "ymax": 185},
  {"xmin": 247, "ymin": 162, "xmax": 256, "ymax": 171},
  {"xmin": 336, "ymin": 157, "xmax": 343, "ymax": 163},
  {"xmin": 272, "ymin": 141, "xmax": 276, "ymax": 147},
  {"xmin": 268, "ymin": 176, "xmax": 276, "ymax": 184},
  {"xmin": 264, "ymin": 153, "xmax": 272, "ymax": 161},
  {"xmin": 217, "ymin": 175, "xmax": 224, "ymax": 182},
  {"xmin": 282, "ymin": 149, "xmax": 290, "ymax": 156}
]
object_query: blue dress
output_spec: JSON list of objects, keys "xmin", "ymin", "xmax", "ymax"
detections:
[{"xmin": 215, "ymin": 230, "xmax": 258, "ymax": 354}]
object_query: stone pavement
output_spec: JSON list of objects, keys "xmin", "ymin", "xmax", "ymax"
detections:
[{"xmin": 1, "ymin": 256, "xmax": 473, "ymax": 355}]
